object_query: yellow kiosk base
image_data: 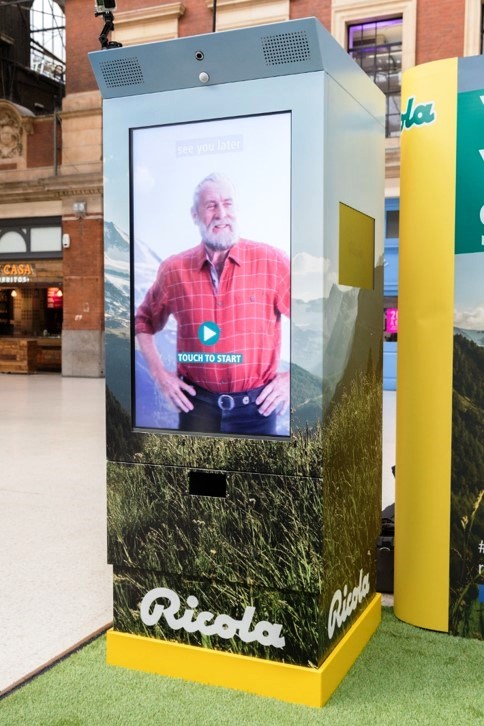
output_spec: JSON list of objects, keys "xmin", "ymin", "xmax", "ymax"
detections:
[{"xmin": 106, "ymin": 593, "xmax": 381, "ymax": 708}]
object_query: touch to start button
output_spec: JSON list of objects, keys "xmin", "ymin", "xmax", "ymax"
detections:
[{"xmin": 198, "ymin": 321, "xmax": 220, "ymax": 345}]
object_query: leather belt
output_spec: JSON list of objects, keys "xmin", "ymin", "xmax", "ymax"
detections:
[{"xmin": 185, "ymin": 381, "xmax": 266, "ymax": 411}]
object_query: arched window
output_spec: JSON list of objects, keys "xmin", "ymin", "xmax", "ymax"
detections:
[{"xmin": 30, "ymin": 0, "xmax": 65, "ymax": 82}]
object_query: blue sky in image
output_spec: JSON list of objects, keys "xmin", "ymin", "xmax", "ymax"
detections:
[{"xmin": 131, "ymin": 112, "xmax": 291, "ymax": 259}]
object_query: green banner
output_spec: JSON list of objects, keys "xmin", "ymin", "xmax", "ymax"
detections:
[{"xmin": 455, "ymin": 89, "xmax": 484, "ymax": 255}]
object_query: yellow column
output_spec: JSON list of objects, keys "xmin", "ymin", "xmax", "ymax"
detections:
[{"xmin": 395, "ymin": 58, "xmax": 457, "ymax": 631}]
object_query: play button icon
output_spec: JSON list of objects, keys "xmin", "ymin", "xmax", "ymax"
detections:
[{"xmin": 198, "ymin": 321, "xmax": 221, "ymax": 346}]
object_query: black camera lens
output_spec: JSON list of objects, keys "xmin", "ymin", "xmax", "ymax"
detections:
[{"xmin": 195, "ymin": 51, "xmax": 204, "ymax": 61}]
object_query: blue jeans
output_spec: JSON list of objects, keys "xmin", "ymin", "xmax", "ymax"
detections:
[{"xmin": 178, "ymin": 383, "xmax": 277, "ymax": 435}]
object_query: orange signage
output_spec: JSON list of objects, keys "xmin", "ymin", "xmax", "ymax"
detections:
[{"xmin": 0, "ymin": 263, "xmax": 35, "ymax": 283}]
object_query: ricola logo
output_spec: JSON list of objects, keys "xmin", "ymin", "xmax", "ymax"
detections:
[
  {"xmin": 401, "ymin": 96, "xmax": 436, "ymax": 131},
  {"xmin": 140, "ymin": 587, "xmax": 285, "ymax": 649},
  {"xmin": 327, "ymin": 569, "xmax": 370, "ymax": 640}
]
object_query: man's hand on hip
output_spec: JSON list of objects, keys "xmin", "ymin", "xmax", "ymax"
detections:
[
  {"xmin": 256, "ymin": 372, "xmax": 290, "ymax": 416},
  {"xmin": 137, "ymin": 332, "xmax": 196, "ymax": 413},
  {"xmin": 155, "ymin": 370, "xmax": 196, "ymax": 413}
]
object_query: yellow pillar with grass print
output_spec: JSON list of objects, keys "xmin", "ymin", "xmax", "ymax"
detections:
[{"xmin": 395, "ymin": 56, "xmax": 484, "ymax": 639}]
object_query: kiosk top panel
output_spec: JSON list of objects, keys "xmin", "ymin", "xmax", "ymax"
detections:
[{"xmin": 89, "ymin": 17, "xmax": 384, "ymax": 125}]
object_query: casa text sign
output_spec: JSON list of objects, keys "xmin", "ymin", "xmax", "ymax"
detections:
[{"xmin": 0, "ymin": 262, "xmax": 35, "ymax": 284}]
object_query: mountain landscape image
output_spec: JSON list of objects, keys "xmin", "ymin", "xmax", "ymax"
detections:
[
  {"xmin": 449, "ymin": 329, "xmax": 484, "ymax": 638},
  {"xmin": 454, "ymin": 327, "xmax": 484, "ymax": 348},
  {"xmin": 449, "ymin": 247, "xmax": 484, "ymax": 639},
  {"xmin": 104, "ymin": 221, "xmax": 381, "ymax": 435}
]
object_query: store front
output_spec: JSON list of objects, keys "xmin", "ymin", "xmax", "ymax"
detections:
[{"xmin": 0, "ymin": 219, "xmax": 63, "ymax": 373}]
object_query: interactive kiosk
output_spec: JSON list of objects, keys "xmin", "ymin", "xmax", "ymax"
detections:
[
  {"xmin": 396, "ymin": 55, "xmax": 484, "ymax": 640},
  {"xmin": 89, "ymin": 18, "xmax": 385, "ymax": 706}
]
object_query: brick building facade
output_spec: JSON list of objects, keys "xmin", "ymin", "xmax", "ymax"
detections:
[{"xmin": 0, "ymin": 0, "xmax": 482, "ymax": 375}]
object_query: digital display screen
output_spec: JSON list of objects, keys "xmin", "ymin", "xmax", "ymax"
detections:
[{"xmin": 130, "ymin": 112, "xmax": 291, "ymax": 437}]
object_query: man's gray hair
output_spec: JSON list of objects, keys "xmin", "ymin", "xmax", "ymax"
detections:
[{"xmin": 192, "ymin": 173, "xmax": 235, "ymax": 212}]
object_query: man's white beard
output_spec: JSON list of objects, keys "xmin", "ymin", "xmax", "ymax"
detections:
[{"xmin": 198, "ymin": 220, "xmax": 239, "ymax": 251}]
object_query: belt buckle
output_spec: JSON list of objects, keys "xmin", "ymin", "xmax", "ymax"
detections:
[{"xmin": 218, "ymin": 394, "xmax": 235, "ymax": 411}]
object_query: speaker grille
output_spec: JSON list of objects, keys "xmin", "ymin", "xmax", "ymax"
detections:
[
  {"xmin": 261, "ymin": 30, "xmax": 310, "ymax": 65},
  {"xmin": 100, "ymin": 57, "xmax": 144, "ymax": 88}
]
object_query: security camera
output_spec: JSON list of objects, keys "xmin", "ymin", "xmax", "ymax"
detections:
[
  {"xmin": 95, "ymin": 0, "xmax": 117, "ymax": 13},
  {"xmin": 94, "ymin": 0, "xmax": 122, "ymax": 49},
  {"xmin": 62, "ymin": 234, "xmax": 70, "ymax": 249}
]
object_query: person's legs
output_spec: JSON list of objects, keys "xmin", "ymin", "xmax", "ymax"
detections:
[
  {"xmin": 179, "ymin": 386, "xmax": 278, "ymax": 436},
  {"xmin": 221, "ymin": 402, "xmax": 277, "ymax": 435},
  {"xmin": 179, "ymin": 397, "xmax": 221, "ymax": 433}
]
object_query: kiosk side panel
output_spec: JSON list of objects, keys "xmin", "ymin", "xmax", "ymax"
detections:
[{"xmin": 318, "ymin": 74, "xmax": 384, "ymax": 660}]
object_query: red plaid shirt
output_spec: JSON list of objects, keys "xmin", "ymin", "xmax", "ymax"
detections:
[{"xmin": 135, "ymin": 239, "xmax": 290, "ymax": 393}]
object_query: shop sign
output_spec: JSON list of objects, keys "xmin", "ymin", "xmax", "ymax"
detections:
[
  {"xmin": 0, "ymin": 262, "xmax": 35, "ymax": 284},
  {"xmin": 47, "ymin": 287, "xmax": 63, "ymax": 309},
  {"xmin": 140, "ymin": 587, "xmax": 286, "ymax": 648},
  {"xmin": 385, "ymin": 308, "xmax": 398, "ymax": 333}
]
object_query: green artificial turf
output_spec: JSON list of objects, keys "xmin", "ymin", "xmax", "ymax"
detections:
[{"xmin": 1, "ymin": 609, "xmax": 483, "ymax": 725}]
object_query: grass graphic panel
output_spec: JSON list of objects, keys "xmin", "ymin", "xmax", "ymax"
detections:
[
  {"xmin": 108, "ymin": 370, "xmax": 381, "ymax": 666},
  {"xmin": 113, "ymin": 566, "xmax": 321, "ymax": 667},
  {"xmin": 108, "ymin": 464, "xmax": 324, "ymax": 591},
  {"xmin": 319, "ymin": 371, "xmax": 381, "ymax": 655}
]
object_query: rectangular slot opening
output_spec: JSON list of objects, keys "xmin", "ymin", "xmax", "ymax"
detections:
[{"xmin": 188, "ymin": 470, "xmax": 227, "ymax": 498}]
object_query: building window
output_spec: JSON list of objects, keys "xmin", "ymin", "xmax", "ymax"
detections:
[
  {"xmin": 348, "ymin": 18, "xmax": 402, "ymax": 137},
  {"xmin": 332, "ymin": 0, "xmax": 416, "ymax": 149},
  {"xmin": 30, "ymin": 0, "xmax": 65, "ymax": 82},
  {"xmin": 0, "ymin": 219, "xmax": 62, "ymax": 258}
]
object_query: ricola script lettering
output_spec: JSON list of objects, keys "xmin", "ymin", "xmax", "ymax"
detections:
[
  {"xmin": 327, "ymin": 569, "xmax": 370, "ymax": 640},
  {"xmin": 401, "ymin": 96, "xmax": 436, "ymax": 131},
  {"xmin": 140, "ymin": 587, "xmax": 285, "ymax": 649}
]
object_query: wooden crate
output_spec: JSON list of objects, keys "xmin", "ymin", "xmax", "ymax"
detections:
[
  {"xmin": 36, "ymin": 340, "xmax": 62, "ymax": 372},
  {"xmin": 0, "ymin": 339, "xmax": 38, "ymax": 373}
]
